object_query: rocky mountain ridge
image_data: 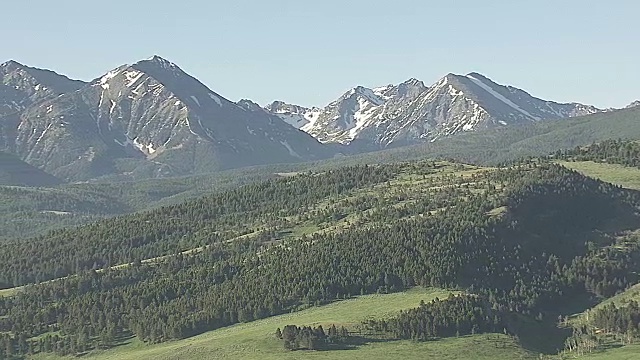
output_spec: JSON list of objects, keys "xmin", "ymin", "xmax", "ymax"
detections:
[
  {"xmin": 0, "ymin": 57, "xmax": 333, "ymax": 181},
  {"xmin": 266, "ymin": 73, "xmax": 601, "ymax": 146},
  {"xmin": 0, "ymin": 60, "xmax": 85, "ymax": 117}
]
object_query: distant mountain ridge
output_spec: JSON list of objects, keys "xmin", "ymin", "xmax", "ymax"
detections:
[
  {"xmin": 1, "ymin": 56, "xmax": 634, "ymax": 184},
  {"xmin": 0, "ymin": 60, "xmax": 85, "ymax": 117},
  {"xmin": 264, "ymin": 100, "xmax": 322, "ymax": 130},
  {"xmin": 627, "ymin": 100, "xmax": 640, "ymax": 108},
  {"xmin": 0, "ymin": 56, "xmax": 334, "ymax": 181},
  {"xmin": 265, "ymin": 73, "xmax": 601, "ymax": 146}
]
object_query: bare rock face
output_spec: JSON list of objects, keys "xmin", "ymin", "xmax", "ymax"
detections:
[
  {"xmin": 0, "ymin": 56, "xmax": 334, "ymax": 181},
  {"xmin": 0, "ymin": 60, "xmax": 85, "ymax": 117},
  {"xmin": 266, "ymin": 73, "xmax": 600, "ymax": 147},
  {"xmin": 0, "ymin": 57, "xmax": 604, "ymax": 182},
  {"xmin": 626, "ymin": 100, "xmax": 640, "ymax": 109}
]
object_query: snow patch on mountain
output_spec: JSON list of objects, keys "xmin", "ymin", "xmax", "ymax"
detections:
[
  {"xmin": 373, "ymin": 84, "xmax": 394, "ymax": 99},
  {"xmin": 466, "ymin": 74, "xmax": 540, "ymax": 120},
  {"xmin": 190, "ymin": 96, "xmax": 201, "ymax": 107},
  {"xmin": 349, "ymin": 97, "xmax": 380, "ymax": 139},
  {"xmin": 279, "ymin": 140, "xmax": 301, "ymax": 158},
  {"xmin": 34, "ymin": 123, "xmax": 54, "ymax": 145},
  {"xmin": 100, "ymin": 70, "xmax": 120, "ymax": 88},
  {"xmin": 265, "ymin": 101, "xmax": 322, "ymax": 130},
  {"xmin": 208, "ymin": 93, "xmax": 222, "ymax": 106},
  {"xmin": 124, "ymin": 70, "xmax": 144, "ymax": 87},
  {"xmin": 626, "ymin": 100, "xmax": 640, "ymax": 109}
]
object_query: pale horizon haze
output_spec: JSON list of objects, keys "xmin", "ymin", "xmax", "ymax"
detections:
[{"xmin": 2, "ymin": 0, "xmax": 638, "ymax": 109}]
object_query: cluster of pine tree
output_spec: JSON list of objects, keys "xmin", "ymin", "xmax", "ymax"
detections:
[
  {"xmin": 592, "ymin": 301, "xmax": 640, "ymax": 339},
  {"xmin": 275, "ymin": 324, "xmax": 349, "ymax": 350},
  {"xmin": 556, "ymin": 139, "xmax": 640, "ymax": 168},
  {"xmin": 363, "ymin": 294, "xmax": 504, "ymax": 340},
  {"xmin": 562, "ymin": 300, "xmax": 640, "ymax": 357}
]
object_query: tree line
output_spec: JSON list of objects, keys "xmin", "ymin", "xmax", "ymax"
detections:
[
  {"xmin": 362, "ymin": 294, "xmax": 505, "ymax": 340},
  {"xmin": 0, "ymin": 162, "xmax": 639, "ymax": 357},
  {"xmin": 556, "ymin": 139, "xmax": 640, "ymax": 168}
]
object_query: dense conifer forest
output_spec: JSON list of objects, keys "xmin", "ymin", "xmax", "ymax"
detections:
[
  {"xmin": 362, "ymin": 294, "xmax": 505, "ymax": 340},
  {"xmin": 0, "ymin": 159, "xmax": 639, "ymax": 357},
  {"xmin": 557, "ymin": 139, "xmax": 640, "ymax": 168}
]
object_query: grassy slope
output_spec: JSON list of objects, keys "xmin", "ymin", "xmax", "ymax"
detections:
[
  {"xmin": 559, "ymin": 161, "xmax": 640, "ymax": 190},
  {"xmin": 32, "ymin": 288, "xmax": 538, "ymax": 360},
  {"xmin": 563, "ymin": 286, "xmax": 640, "ymax": 360},
  {"xmin": 0, "ymin": 287, "xmax": 19, "ymax": 297},
  {"xmin": 570, "ymin": 283, "xmax": 640, "ymax": 328},
  {"xmin": 583, "ymin": 345, "xmax": 640, "ymax": 359},
  {"xmin": 595, "ymin": 283, "xmax": 640, "ymax": 309}
]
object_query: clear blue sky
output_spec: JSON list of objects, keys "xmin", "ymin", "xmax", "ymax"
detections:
[{"xmin": 2, "ymin": 0, "xmax": 638, "ymax": 108}]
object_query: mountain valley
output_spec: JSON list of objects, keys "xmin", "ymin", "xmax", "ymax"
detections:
[{"xmin": 0, "ymin": 57, "xmax": 640, "ymax": 360}]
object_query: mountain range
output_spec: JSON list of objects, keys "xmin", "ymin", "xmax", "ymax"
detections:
[
  {"xmin": 0, "ymin": 60, "xmax": 85, "ymax": 118},
  {"xmin": 0, "ymin": 56, "xmax": 631, "ymax": 182},
  {"xmin": 265, "ymin": 73, "xmax": 601, "ymax": 146},
  {"xmin": 627, "ymin": 100, "xmax": 640, "ymax": 108},
  {"xmin": 0, "ymin": 57, "xmax": 333, "ymax": 181}
]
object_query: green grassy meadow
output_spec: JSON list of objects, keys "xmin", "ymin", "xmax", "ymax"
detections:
[
  {"xmin": 559, "ymin": 161, "xmax": 640, "ymax": 190},
  {"xmin": 31, "ymin": 288, "xmax": 539, "ymax": 360},
  {"xmin": 30, "ymin": 285, "xmax": 640, "ymax": 360},
  {"xmin": 582, "ymin": 345, "xmax": 640, "ymax": 359}
]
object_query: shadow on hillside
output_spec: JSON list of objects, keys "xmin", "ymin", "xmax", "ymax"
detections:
[
  {"xmin": 312, "ymin": 336, "xmax": 393, "ymax": 352},
  {"xmin": 512, "ymin": 317, "xmax": 572, "ymax": 355}
]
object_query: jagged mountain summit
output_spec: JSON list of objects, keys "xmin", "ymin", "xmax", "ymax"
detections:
[
  {"xmin": 0, "ymin": 58, "xmax": 614, "ymax": 182},
  {"xmin": 626, "ymin": 100, "xmax": 640, "ymax": 108},
  {"xmin": 0, "ymin": 56, "xmax": 334, "ymax": 181},
  {"xmin": 0, "ymin": 60, "xmax": 85, "ymax": 117},
  {"xmin": 267, "ymin": 73, "xmax": 601, "ymax": 147},
  {"xmin": 264, "ymin": 101, "xmax": 322, "ymax": 130}
]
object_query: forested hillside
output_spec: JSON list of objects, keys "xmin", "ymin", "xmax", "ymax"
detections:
[
  {"xmin": 336, "ymin": 106, "xmax": 640, "ymax": 166},
  {"xmin": 1, "ymin": 160, "xmax": 639, "ymax": 358},
  {"xmin": 557, "ymin": 139, "xmax": 640, "ymax": 168},
  {"xmin": 2, "ymin": 106, "xmax": 638, "ymax": 242},
  {"xmin": 0, "ymin": 166, "xmax": 279, "ymax": 240}
]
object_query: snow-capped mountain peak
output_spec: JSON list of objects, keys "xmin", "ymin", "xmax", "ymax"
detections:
[
  {"xmin": 137, "ymin": 55, "xmax": 180, "ymax": 70},
  {"xmin": 266, "ymin": 72, "xmax": 602, "ymax": 147},
  {"xmin": 1, "ymin": 60, "xmax": 23, "ymax": 70},
  {"xmin": 626, "ymin": 100, "xmax": 640, "ymax": 109},
  {"xmin": 264, "ymin": 101, "xmax": 322, "ymax": 130},
  {"xmin": 292, "ymin": 85, "xmax": 390, "ymax": 144},
  {"xmin": 331, "ymin": 85, "xmax": 385, "ymax": 107},
  {"xmin": 0, "ymin": 60, "xmax": 85, "ymax": 117},
  {"xmin": 1, "ymin": 58, "xmax": 333, "ymax": 181}
]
